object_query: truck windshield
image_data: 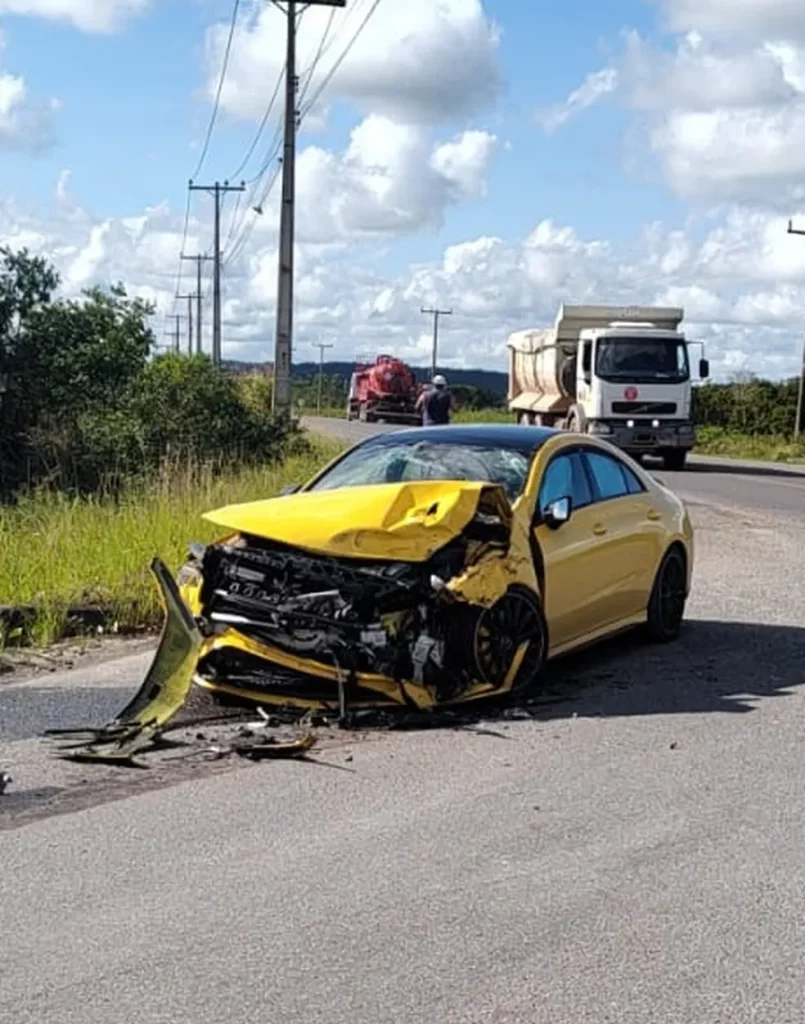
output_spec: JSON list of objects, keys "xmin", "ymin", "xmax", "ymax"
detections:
[{"xmin": 595, "ymin": 337, "xmax": 689, "ymax": 383}]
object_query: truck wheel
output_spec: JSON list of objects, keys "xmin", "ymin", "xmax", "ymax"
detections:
[{"xmin": 662, "ymin": 450, "xmax": 687, "ymax": 471}]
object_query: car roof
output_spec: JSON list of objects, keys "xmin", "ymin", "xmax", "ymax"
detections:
[{"xmin": 358, "ymin": 423, "xmax": 560, "ymax": 454}]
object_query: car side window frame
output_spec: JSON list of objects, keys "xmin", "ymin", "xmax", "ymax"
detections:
[
  {"xmin": 579, "ymin": 447, "xmax": 647, "ymax": 504},
  {"xmin": 533, "ymin": 447, "xmax": 595, "ymax": 526}
]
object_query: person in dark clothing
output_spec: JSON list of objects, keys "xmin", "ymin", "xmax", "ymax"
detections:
[{"xmin": 417, "ymin": 374, "xmax": 457, "ymax": 425}]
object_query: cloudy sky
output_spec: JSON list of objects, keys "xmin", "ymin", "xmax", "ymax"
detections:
[{"xmin": 2, "ymin": 0, "xmax": 805, "ymax": 379}]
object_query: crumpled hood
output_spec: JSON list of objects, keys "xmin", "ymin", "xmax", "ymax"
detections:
[{"xmin": 203, "ymin": 480, "xmax": 511, "ymax": 561}]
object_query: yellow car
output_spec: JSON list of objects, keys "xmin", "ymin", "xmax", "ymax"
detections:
[{"xmin": 56, "ymin": 425, "xmax": 694, "ymax": 759}]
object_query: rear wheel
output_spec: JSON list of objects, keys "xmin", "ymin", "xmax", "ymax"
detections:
[
  {"xmin": 645, "ymin": 547, "xmax": 687, "ymax": 642},
  {"xmin": 662, "ymin": 449, "xmax": 687, "ymax": 470},
  {"xmin": 471, "ymin": 587, "xmax": 548, "ymax": 695}
]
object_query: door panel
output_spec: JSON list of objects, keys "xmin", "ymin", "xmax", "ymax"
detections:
[{"xmin": 534, "ymin": 505, "xmax": 610, "ymax": 649}]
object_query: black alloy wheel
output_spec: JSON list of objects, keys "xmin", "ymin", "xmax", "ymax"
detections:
[
  {"xmin": 646, "ymin": 547, "xmax": 687, "ymax": 642},
  {"xmin": 472, "ymin": 587, "xmax": 547, "ymax": 695}
]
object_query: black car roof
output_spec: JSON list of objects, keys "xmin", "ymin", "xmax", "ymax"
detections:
[{"xmin": 357, "ymin": 423, "xmax": 560, "ymax": 454}]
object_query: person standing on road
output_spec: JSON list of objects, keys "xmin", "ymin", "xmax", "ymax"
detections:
[{"xmin": 417, "ymin": 374, "xmax": 457, "ymax": 426}]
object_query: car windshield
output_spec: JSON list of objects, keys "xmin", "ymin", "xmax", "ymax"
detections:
[
  {"xmin": 307, "ymin": 440, "xmax": 533, "ymax": 502},
  {"xmin": 596, "ymin": 337, "xmax": 689, "ymax": 383}
]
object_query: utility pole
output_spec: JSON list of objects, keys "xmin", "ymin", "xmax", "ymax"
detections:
[
  {"xmin": 177, "ymin": 293, "xmax": 197, "ymax": 355},
  {"xmin": 421, "ymin": 306, "xmax": 453, "ymax": 377},
  {"xmin": 272, "ymin": 0, "xmax": 347, "ymax": 418},
  {"xmin": 172, "ymin": 315, "xmax": 182, "ymax": 354},
  {"xmin": 181, "ymin": 253, "xmax": 213, "ymax": 355},
  {"xmin": 786, "ymin": 220, "xmax": 805, "ymax": 436},
  {"xmin": 312, "ymin": 341, "xmax": 334, "ymax": 413},
  {"xmin": 189, "ymin": 180, "xmax": 245, "ymax": 367}
]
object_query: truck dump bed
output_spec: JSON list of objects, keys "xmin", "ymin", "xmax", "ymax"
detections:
[{"xmin": 508, "ymin": 304, "xmax": 684, "ymax": 414}]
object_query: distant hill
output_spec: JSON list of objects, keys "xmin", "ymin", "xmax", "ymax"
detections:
[{"xmin": 222, "ymin": 359, "xmax": 509, "ymax": 395}]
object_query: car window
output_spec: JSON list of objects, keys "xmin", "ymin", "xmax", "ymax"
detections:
[
  {"xmin": 585, "ymin": 451, "xmax": 636, "ymax": 501},
  {"xmin": 622, "ymin": 462, "xmax": 645, "ymax": 494},
  {"xmin": 537, "ymin": 452, "xmax": 593, "ymax": 513}
]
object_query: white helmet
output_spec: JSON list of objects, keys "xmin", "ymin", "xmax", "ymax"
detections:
[{"xmin": 432, "ymin": 374, "xmax": 447, "ymax": 387}]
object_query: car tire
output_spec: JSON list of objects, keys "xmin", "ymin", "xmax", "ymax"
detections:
[
  {"xmin": 645, "ymin": 546, "xmax": 687, "ymax": 642},
  {"xmin": 471, "ymin": 586, "xmax": 548, "ymax": 696},
  {"xmin": 662, "ymin": 449, "xmax": 687, "ymax": 470}
]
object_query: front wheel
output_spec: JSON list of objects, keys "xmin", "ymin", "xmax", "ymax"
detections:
[
  {"xmin": 472, "ymin": 587, "xmax": 548, "ymax": 696},
  {"xmin": 662, "ymin": 449, "xmax": 687, "ymax": 471},
  {"xmin": 645, "ymin": 547, "xmax": 687, "ymax": 642}
]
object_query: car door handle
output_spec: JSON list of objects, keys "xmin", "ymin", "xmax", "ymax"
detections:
[
  {"xmin": 646, "ymin": 508, "xmax": 661, "ymax": 521},
  {"xmin": 593, "ymin": 522, "xmax": 607, "ymax": 535}
]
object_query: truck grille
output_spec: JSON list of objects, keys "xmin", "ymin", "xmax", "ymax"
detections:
[{"xmin": 611, "ymin": 401, "xmax": 677, "ymax": 415}]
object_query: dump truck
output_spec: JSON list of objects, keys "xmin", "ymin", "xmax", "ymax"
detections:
[
  {"xmin": 346, "ymin": 354, "xmax": 422, "ymax": 424},
  {"xmin": 507, "ymin": 304, "xmax": 709, "ymax": 469}
]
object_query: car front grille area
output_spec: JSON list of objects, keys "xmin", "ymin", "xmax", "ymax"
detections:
[{"xmin": 199, "ymin": 535, "xmax": 428, "ymax": 672}]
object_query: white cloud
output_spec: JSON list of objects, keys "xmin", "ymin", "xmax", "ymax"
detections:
[
  {"xmin": 2, "ymin": 168, "xmax": 804, "ymax": 380},
  {"xmin": 613, "ymin": 17, "xmax": 805, "ymax": 205},
  {"xmin": 537, "ymin": 67, "xmax": 619, "ymax": 133},
  {"xmin": 0, "ymin": 69, "xmax": 58, "ymax": 151},
  {"xmin": 0, "ymin": 0, "xmax": 150, "ymax": 32},
  {"xmin": 207, "ymin": 0, "xmax": 500, "ymax": 128},
  {"xmin": 656, "ymin": 0, "xmax": 805, "ymax": 43}
]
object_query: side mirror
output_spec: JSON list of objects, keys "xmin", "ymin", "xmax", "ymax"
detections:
[
  {"xmin": 279, "ymin": 483, "xmax": 301, "ymax": 496},
  {"xmin": 699, "ymin": 358, "xmax": 709, "ymax": 379},
  {"xmin": 542, "ymin": 496, "xmax": 572, "ymax": 530}
]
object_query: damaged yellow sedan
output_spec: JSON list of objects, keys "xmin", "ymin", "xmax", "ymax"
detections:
[
  {"xmin": 53, "ymin": 425, "xmax": 694, "ymax": 761},
  {"xmin": 179, "ymin": 424, "xmax": 692, "ymax": 712}
]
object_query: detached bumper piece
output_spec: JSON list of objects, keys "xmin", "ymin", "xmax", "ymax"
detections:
[{"xmin": 46, "ymin": 558, "xmax": 203, "ymax": 767}]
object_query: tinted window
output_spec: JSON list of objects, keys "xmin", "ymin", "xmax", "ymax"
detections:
[
  {"xmin": 622, "ymin": 462, "xmax": 645, "ymax": 495},
  {"xmin": 585, "ymin": 451, "xmax": 631, "ymax": 500},
  {"xmin": 538, "ymin": 452, "xmax": 593, "ymax": 513}
]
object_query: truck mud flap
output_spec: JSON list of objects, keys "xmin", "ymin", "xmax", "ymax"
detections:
[{"xmin": 46, "ymin": 558, "xmax": 203, "ymax": 766}]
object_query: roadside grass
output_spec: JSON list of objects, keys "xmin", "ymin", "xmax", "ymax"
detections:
[
  {"xmin": 0, "ymin": 439, "xmax": 344, "ymax": 647},
  {"xmin": 694, "ymin": 427, "xmax": 805, "ymax": 463}
]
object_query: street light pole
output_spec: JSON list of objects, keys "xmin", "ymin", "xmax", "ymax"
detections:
[
  {"xmin": 421, "ymin": 306, "xmax": 452, "ymax": 377},
  {"xmin": 786, "ymin": 219, "xmax": 805, "ymax": 436},
  {"xmin": 272, "ymin": 0, "xmax": 347, "ymax": 417},
  {"xmin": 312, "ymin": 341, "xmax": 334, "ymax": 413}
]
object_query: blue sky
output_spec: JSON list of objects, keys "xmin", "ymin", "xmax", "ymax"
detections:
[{"xmin": 1, "ymin": 0, "xmax": 804, "ymax": 377}]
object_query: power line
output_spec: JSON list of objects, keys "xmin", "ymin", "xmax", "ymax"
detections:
[
  {"xmin": 191, "ymin": 0, "xmax": 241, "ymax": 181},
  {"xmin": 172, "ymin": 185, "xmax": 193, "ymax": 314},
  {"xmin": 299, "ymin": 0, "xmax": 381, "ymax": 120},
  {"xmin": 228, "ymin": 64, "xmax": 285, "ymax": 181},
  {"xmin": 298, "ymin": 5, "xmax": 336, "ymax": 106}
]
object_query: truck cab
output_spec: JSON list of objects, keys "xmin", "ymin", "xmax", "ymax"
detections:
[{"xmin": 507, "ymin": 305, "xmax": 709, "ymax": 470}]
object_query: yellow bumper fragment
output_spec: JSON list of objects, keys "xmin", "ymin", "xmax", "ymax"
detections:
[{"xmin": 46, "ymin": 558, "xmax": 202, "ymax": 765}]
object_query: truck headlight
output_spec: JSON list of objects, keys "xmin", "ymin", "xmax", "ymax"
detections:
[
  {"xmin": 626, "ymin": 419, "xmax": 634, "ymax": 428},
  {"xmin": 652, "ymin": 419, "xmax": 660, "ymax": 428}
]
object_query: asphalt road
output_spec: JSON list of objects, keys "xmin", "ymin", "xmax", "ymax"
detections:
[
  {"xmin": 303, "ymin": 415, "xmax": 805, "ymax": 516},
  {"xmin": 1, "ymin": 419, "xmax": 804, "ymax": 1022}
]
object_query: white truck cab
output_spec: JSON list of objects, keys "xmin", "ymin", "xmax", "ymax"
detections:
[{"xmin": 508, "ymin": 305, "xmax": 709, "ymax": 470}]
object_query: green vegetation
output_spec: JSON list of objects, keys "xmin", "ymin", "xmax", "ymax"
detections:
[
  {"xmin": 0, "ymin": 440, "xmax": 343, "ymax": 646},
  {"xmin": 694, "ymin": 427, "xmax": 805, "ymax": 463},
  {"xmin": 0, "ymin": 248, "xmax": 298, "ymax": 498}
]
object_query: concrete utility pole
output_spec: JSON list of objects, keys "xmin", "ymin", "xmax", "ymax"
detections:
[
  {"xmin": 189, "ymin": 180, "xmax": 245, "ymax": 367},
  {"xmin": 172, "ymin": 315, "xmax": 182, "ymax": 354},
  {"xmin": 177, "ymin": 293, "xmax": 197, "ymax": 355},
  {"xmin": 421, "ymin": 306, "xmax": 453, "ymax": 377},
  {"xmin": 786, "ymin": 220, "xmax": 805, "ymax": 436},
  {"xmin": 312, "ymin": 341, "xmax": 334, "ymax": 413},
  {"xmin": 272, "ymin": 0, "xmax": 347, "ymax": 418},
  {"xmin": 181, "ymin": 253, "xmax": 213, "ymax": 355}
]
